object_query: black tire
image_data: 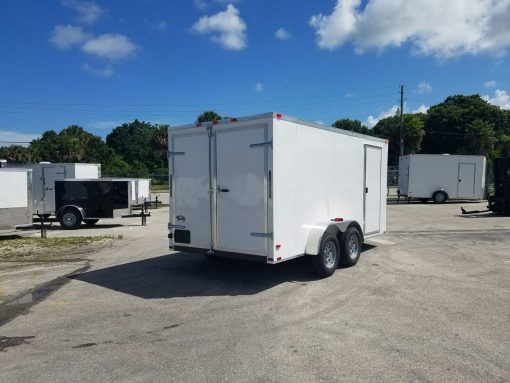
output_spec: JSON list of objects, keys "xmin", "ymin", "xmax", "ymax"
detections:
[
  {"xmin": 59, "ymin": 207, "xmax": 82, "ymax": 230},
  {"xmin": 339, "ymin": 226, "xmax": 362, "ymax": 267},
  {"xmin": 311, "ymin": 233, "xmax": 340, "ymax": 278},
  {"xmin": 84, "ymin": 219, "xmax": 99, "ymax": 226},
  {"xmin": 432, "ymin": 190, "xmax": 448, "ymax": 204}
]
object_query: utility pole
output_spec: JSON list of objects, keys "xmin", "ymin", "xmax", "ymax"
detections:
[{"xmin": 399, "ymin": 85, "xmax": 404, "ymax": 156}]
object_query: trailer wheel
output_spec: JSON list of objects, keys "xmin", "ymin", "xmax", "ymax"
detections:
[
  {"xmin": 84, "ymin": 219, "xmax": 99, "ymax": 226},
  {"xmin": 59, "ymin": 208, "xmax": 82, "ymax": 230},
  {"xmin": 339, "ymin": 227, "xmax": 362, "ymax": 267},
  {"xmin": 312, "ymin": 233, "xmax": 340, "ymax": 277},
  {"xmin": 432, "ymin": 190, "xmax": 448, "ymax": 204}
]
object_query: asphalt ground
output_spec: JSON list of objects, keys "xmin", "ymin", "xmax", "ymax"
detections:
[{"xmin": 0, "ymin": 201, "xmax": 509, "ymax": 382}]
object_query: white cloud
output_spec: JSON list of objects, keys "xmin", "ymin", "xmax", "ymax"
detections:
[
  {"xmin": 416, "ymin": 81, "xmax": 432, "ymax": 94},
  {"xmin": 255, "ymin": 82, "xmax": 263, "ymax": 92},
  {"xmin": 0, "ymin": 131, "xmax": 40, "ymax": 147},
  {"xmin": 192, "ymin": 4, "xmax": 247, "ymax": 50},
  {"xmin": 412, "ymin": 104, "xmax": 429, "ymax": 114},
  {"xmin": 365, "ymin": 105, "xmax": 399, "ymax": 128},
  {"xmin": 82, "ymin": 63, "xmax": 114, "ymax": 77},
  {"xmin": 62, "ymin": 0, "xmax": 105, "ymax": 25},
  {"xmin": 82, "ymin": 34, "xmax": 138, "ymax": 60},
  {"xmin": 484, "ymin": 80, "xmax": 497, "ymax": 88},
  {"xmin": 365, "ymin": 103, "xmax": 429, "ymax": 128},
  {"xmin": 483, "ymin": 89, "xmax": 510, "ymax": 110},
  {"xmin": 275, "ymin": 27, "xmax": 291, "ymax": 40},
  {"xmin": 150, "ymin": 21, "xmax": 168, "ymax": 32},
  {"xmin": 49, "ymin": 24, "xmax": 90, "ymax": 49},
  {"xmin": 309, "ymin": 0, "xmax": 510, "ymax": 59}
]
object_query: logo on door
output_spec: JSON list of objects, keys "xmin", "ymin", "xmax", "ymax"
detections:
[{"xmin": 176, "ymin": 215, "xmax": 186, "ymax": 222}]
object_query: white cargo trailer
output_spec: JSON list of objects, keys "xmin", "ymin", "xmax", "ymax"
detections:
[
  {"xmin": 0, "ymin": 168, "xmax": 33, "ymax": 230},
  {"xmin": 113, "ymin": 178, "xmax": 152, "ymax": 205},
  {"xmin": 8, "ymin": 163, "xmax": 101, "ymax": 216},
  {"xmin": 168, "ymin": 113, "xmax": 388, "ymax": 277},
  {"xmin": 398, "ymin": 154, "xmax": 486, "ymax": 203}
]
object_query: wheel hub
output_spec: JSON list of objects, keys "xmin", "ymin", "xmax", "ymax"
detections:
[
  {"xmin": 324, "ymin": 242, "xmax": 336, "ymax": 268},
  {"xmin": 348, "ymin": 235, "xmax": 359, "ymax": 259}
]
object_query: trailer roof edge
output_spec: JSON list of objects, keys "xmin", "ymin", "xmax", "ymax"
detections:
[{"xmin": 170, "ymin": 112, "xmax": 386, "ymax": 144}]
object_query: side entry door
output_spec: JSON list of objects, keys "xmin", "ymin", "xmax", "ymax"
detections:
[
  {"xmin": 457, "ymin": 163, "xmax": 476, "ymax": 198},
  {"xmin": 214, "ymin": 125, "xmax": 269, "ymax": 255},
  {"xmin": 43, "ymin": 166, "xmax": 65, "ymax": 213},
  {"xmin": 363, "ymin": 145, "xmax": 382, "ymax": 235}
]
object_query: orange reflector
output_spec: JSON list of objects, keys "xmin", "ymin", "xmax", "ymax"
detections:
[
  {"xmin": 332, "ymin": 217, "xmax": 344, "ymax": 222},
  {"xmin": 275, "ymin": 244, "xmax": 281, "ymax": 251}
]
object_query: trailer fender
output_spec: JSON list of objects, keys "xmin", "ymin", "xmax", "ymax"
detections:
[
  {"xmin": 56, "ymin": 205, "xmax": 86, "ymax": 220},
  {"xmin": 305, "ymin": 220, "xmax": 362, "ymax": 255}
]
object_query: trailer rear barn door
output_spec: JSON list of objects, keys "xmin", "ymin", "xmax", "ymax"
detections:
[
  {"xmin": 42, "ymin": 166, "xmax": 65, "ymax": 214},
  {"xmin": 457, "ymin": 163, "xmax": 476, "ymax": 198},
  {"xmin": 214, "ymin": 125, "xmax": 268, "ymax": 255},
  {"xmin": 171, "ymin": 132, "xmax": 211, "ymax": 249},
  {"xmin": 364, "ymin": 146, "xmax": 382, "ymax": 235}
]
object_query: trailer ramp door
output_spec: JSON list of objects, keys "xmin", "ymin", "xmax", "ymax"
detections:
[
  {"xmin": 214, "ymin": 125, "xmax": 268, "ymax": 256},
  {"xmin": 171, "ymin": 132, "xmax": 211, "ymax": 249},
  {"xmin": 457, "ymin": 163, "xmax": 476, "ymax": 198},
  {"xmin": 364, "ymin": 146, "xmax": 382, "ymax": 235}
]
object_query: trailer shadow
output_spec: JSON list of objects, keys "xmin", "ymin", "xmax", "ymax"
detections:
[{"xmin": 71, "ymin": 246, "xmax": 375, "ymax": 298}]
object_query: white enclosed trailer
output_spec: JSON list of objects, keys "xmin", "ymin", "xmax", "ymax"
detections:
[
  {"xmin": 0, "ymin": 168, "xmax": 33, "ymax": 230},
  {"xmin": 8, "ymin": 163, "xmax": 101, "ymax": 216},
  {"xmin": 168, "ymin": 113, "xmax": 388, "ymax": 277},
  {"xmin": 113, "ymin": 178, "xmax": 152, "ymax": 205},
  {"xmin": 398, "ymin": 154, "xmax": 486, "ymax": 203}
]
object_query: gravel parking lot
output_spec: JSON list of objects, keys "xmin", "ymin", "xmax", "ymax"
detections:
[{"xmin": 1, "ymin": 202, "xmax": 509, "ymax": 382}]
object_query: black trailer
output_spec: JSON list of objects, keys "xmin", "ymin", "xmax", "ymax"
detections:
[
  {"xmin": 55, "ymin": 179, "xmax": 132, "ymax": 229},
  {"xmin": 462, "ymin": 157, "xmax": 510, "ymax": 215}
]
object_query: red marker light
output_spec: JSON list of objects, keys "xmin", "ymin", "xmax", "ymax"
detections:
[
  {"xmin": 332, "ymin": 217, "xmax": 344, "ymax": 222},
  {"xmin": 275, "ymin": 244, "xmax": 281, "ymax": 251},
  {"xmin": 230, "ymin": 118, "xmax": 238, "ymax": 122},
  {"xmin": 212, "ymin": 120, "xmax": 219, "ymax": 125},
  {"xmin": 276, "ymin": 113, "xmax": 283, "ymax": 119},
  {"xmin": 195, "ymin": 123, "xmax": 202, "ymax": 128},
  {"xmin": 277, "ymin": 256, "xmax": 282, "ymax": 261}
]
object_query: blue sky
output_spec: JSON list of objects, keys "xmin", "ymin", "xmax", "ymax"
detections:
[{"xmin": 1, "ymin": 0, "xmax": 509, "ymax": 145}]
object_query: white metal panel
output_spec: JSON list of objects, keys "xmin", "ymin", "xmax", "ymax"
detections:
[
  {"xmin": 457, "ymin": 163, "xmax": 476, "ymax": 198},
  {"xmin": 215, "ymin": 125, "xmax": 267, "ymax": 255},
  {"xmin": 171, "ymin": 131, "xmax": 211, "ymax": 249},
  {"xmin": 364, "ymin": 146, "xmax": 382, "ymax": 234},
  {"xmin": 73, "ymin": 164, "xmax": 100, "ymax": 179},
  {"xmin": 137, "ymin": 179, "xmax": 151, "ymax": 199},
  {"xmin": 0, "ymin": 170, "xmax": 28, "ymax": 208}
]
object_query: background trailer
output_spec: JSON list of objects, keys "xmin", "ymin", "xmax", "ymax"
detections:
[
  {"xmin": 168, "ymin": 113, "xmax": 388, "ymax": 277},
  {"xmin": 398, "ymin": 154, "xmax": 486, "ymax": 203},
  {"xmin": 0, "ymin": 168, "xmax": 33, "ymax": 230},
  {"xmin": 54, "ymin": 179, "xmax": 132, "ymax": 229},
  {"xmin": 7, "ymin": 162, "xmax": 101, "ymax": 216}
]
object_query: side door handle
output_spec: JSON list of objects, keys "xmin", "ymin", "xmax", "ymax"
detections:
[
  {"xmin": 365, "ymin": 187, "xmax": 368, "ymax": 193},
  {"xmin": 217, "ymin": 186, "xmax": 229, "ymax": 193}
]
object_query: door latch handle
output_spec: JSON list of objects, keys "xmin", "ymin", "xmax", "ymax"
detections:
[
  {"xmin": 365, "ymin": 187, "xmax": 368, "ymax": 193},
  {"xmin": 217, "ymin": 186, "xmax": 229, "ymax": 193}
]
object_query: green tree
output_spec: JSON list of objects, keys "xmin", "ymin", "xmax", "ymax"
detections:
[
  {"xmin": 373, "ymin": 114, "xmax": 425, "ymax": 165},
  {"xmin": 463, "ymin": 119, "xmax": 497, "ymax": 156},
  {"xmin": 422, "ymin": 95, "xmax": 509, "ymax": 155},
  {"xmin": 0, "ymin": 145, "xmax": 32, "ymax": 163},
  {"xmin": 197, "ymin": 111, "xmax": 221, "ymax": 123},
  {"xmin": 332, "ymin": 119, "xmax": 370, "ymax": 134}
]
